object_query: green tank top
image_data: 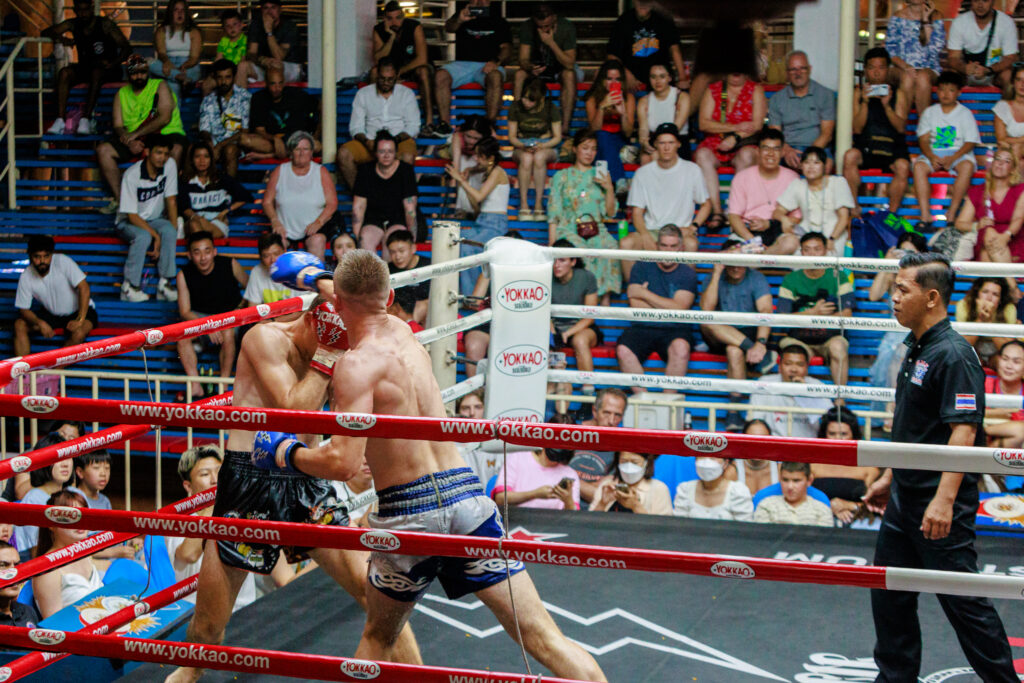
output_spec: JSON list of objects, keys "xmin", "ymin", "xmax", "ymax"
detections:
[{"xmin": 118, "ymin": 78, "xmax": 185, "ymax": 136}]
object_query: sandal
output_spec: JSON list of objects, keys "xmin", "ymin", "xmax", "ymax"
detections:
[{"xmin": 705, "ymin": 212, "xmax": 728, "ymax": 232}]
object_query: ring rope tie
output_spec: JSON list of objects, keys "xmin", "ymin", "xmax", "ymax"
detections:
[
  {"xmin": 4, "ymin": 502, "xmax": 1023, "ymax": 600},
  {"xmin": 1, "ymin": 395, "xmax": 1020, "ymax": 475},
  {"xmin": 0, "ymin": 575, "xmax": 199, "ymax": 682},
  {"xmin": 0, "ymin": 624, "xmax": 590, "ymax": 683}
]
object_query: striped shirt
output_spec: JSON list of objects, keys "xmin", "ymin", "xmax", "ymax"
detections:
[{"xmin": 753, "ymin": 495, "xmax": 833, "ymax": 527}]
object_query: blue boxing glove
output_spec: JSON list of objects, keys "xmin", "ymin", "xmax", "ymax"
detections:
[
  {"xmin": 270, "ymin": 251, "xmax": 332, "ymax": 291},
  {"xmin": 252, "ymin": 431, "xmax": 307, "ymax": 473}
]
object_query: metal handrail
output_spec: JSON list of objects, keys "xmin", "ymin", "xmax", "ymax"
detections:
[{"xmin": 0, "ymin": 36, "xmax": 46, "ymax": 209}]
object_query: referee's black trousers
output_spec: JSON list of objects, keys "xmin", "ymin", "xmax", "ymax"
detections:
[{"xmin": 870, "ymin": 486, "xmax": 1017, "ymax": 682}]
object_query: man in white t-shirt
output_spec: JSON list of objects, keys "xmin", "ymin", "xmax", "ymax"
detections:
[
  {"xmin": 947, "ymin": 0, "xmax": 1017, "ymax": 88},
  {"xmin": 242, "ymin": 233, "xmax": 301, "ymax": 307},
  {"xmin": 622, "ymin": 122, "xmax": 709, "ymax": 278},
  {"xmin": 14, "ymin": 235, "xmax": 97, "ymax": 356},
  {"xmin": 727, "ymin": 129, "xmax": 800, "ymax": 255},
  {"xmin": 912, "ymin": 71, "xmax": 981, "ymax": 230},
  {"xmin": 115, "ymin": 134, "xmax": 180, "ymax": 304},
  {"xmin": 165, "ymin": 445, "xmax": 257, "ymax": 609},
  {"xmin": 746, "ymin": 344, "xmax": 833, "ymax": 439}
]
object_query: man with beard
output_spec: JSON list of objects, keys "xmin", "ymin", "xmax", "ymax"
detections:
[
  {"xmin": 337, "ymin": 58, "xmax": 420, "ymax": 189},
  {"xmin": 241, "ymin": 67, "xmax": 320, "ymax": 160},
  {"xmin": 198, "ymin": 58, "xmax": 251, "ymax": 177},
  {"xmin": 14, "ymin": 235, "xmax": 97, "ymax": 355},
  {"xmin": 95, "ymin": 54, "xmax": 187, "ymax": 213}
]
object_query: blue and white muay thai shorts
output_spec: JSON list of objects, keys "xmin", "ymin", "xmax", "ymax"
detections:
[{"xmin": 367, "ymin": 467, "xmax": 525, "ymax": 602}]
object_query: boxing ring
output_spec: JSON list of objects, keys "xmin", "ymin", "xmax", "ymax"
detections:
[{"xmin": 1, "ymin": 228, "xmax": 1024, "ymax": 681}]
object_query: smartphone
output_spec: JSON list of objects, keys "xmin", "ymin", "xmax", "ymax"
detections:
[
  {"xmin": 468, "ymin": 5, "xmax": 487, "ymax": 17},
  {"xmin": 608, "ymin": 81, "xmax": 622, "ymax": 99},
  {"xmin": 615, "ymin": 483, "xmax": 630, "ymax": 494},
  {"xmin": 594, "ymin": 160, "xmax": 609, "ymax": 178},
  {"xmin": 867, "ymin": 83, "xmax": 890, "ymax": 98},
  {"xmin": 558, "ymin": 477, "xmax": 574, "ymax": 490}
]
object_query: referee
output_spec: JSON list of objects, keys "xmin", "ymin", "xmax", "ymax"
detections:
[{"xmin": 862, "ymin": 252, "xmax": 1016, "ymax": 681}]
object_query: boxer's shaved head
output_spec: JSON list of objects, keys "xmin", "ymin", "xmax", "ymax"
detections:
[{"xmin": 336, "ymin": 249, "xmax": 391, "ymax": 306}]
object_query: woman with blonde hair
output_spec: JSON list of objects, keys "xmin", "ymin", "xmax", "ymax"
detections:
[{"xmin": 954, "ymin": 143, "xmax": 1024, "ymax": 264}]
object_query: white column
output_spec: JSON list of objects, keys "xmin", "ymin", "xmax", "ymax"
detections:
[
  {"xmin": 320, "ymin": 0, "xmax": 336, "ymax": 163},
  {"xmin": 483, "ymin": 238, "xmax": 552, "ymax": 422},
  {"xmin": 836, "ymin": 0, "xmax": 858, "ymax": 164}
]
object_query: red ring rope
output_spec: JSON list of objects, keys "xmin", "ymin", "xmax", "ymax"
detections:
[
  {"xmin": 0, "ymin": 576, "xmax": 198, "ymax": 682},
  {"xmin": 0, "ymin": 488, "xmax": 214, "ymax": 590},
  {"xmin": 0, "ymin": 391, "xmax": 232, "ymax": 481},
  {"xmin": 0, "ymin": 624, "xmax": 591, "ymax": 683},
  {"xmin": 0, "ymin": 296, "xmax": 307, "ymax": 386}
]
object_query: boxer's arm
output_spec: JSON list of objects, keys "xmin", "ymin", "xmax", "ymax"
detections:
[
  {"xmin": 289, "ymin": 354, "xmax": 376, "ymax": 480},
  {"xmin": 243, "ymin": 325, "xmax": 331, "ymax": 408}
]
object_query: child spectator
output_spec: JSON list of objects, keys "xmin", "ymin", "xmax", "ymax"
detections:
[
  {"xmin": 985, "ymin": 340, "xmax": 1024, "ymax": 448},
  {"xmin": 753, "ymin": 461, "xmax": 834, "ymax": 527},
  {"xmin": 214, "ymin": 9, "xmax": 253, "ymax": 88},
  {"xmin": 912, "ymin": 70, "xmax": 980, "ymax": 230},
  {"xmin": 14, "ymin": 434, "xmax": 72, "ymax": 560},
  {"xmin": 493, "ymin": 447, "xmax": 579, "ymax": 511},
  {"xmin": 242, "ymin": 233, "xmax": 299, "ymax": 307},
  {"xmin": 166, "ymin": 445, "xmax": 258, "ymax": 607},
  {"xmin": 589, "ymin": 452, "xmax": 672, "ymax": 515},
  {"xmin": 508, "ymin": 75, "xmax": 562, "ymax": 220},
  {"xmin": 32, "ymin": 489, "xmax": 102, "ymax": 617},
  {"xmin": 67, "ymin": 450, "xmax": 111, "ymax": 509},
  {"xmin": 673, "ymin": 457, "xmax": 754, "ymax": 521},
  {"xmin": 179, "ymin": 141, "xmax": 253, "ymax": 238}
]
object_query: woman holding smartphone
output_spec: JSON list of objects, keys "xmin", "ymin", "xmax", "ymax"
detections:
[
  {"xmin": 589, "ymin": 452, "xmax": 672, "ymax": 515},
  {"xmin": 584, "ymin": 59, "xmax": 635, "ymax": 195},
  {"xmin": 547, "ymin": 129, "xmax": 621, "ymax": 302},
  {"xmin": 886, "ymin": 0, "xmax": 945, "ymax": 116},
  {"xmin": 508, "ymin": 76, "xmax": 562, "ymax": 221},
  {"xmin": 491, "ymin": 447, "xmax": 580, "ymax": 510}
]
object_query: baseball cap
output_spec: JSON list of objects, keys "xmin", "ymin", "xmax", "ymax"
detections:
[
  {"xmin": 178, "ymin": 444, "xmax": 223, "ymax": 481},
  {"xmin": 650, "ymin": 122, "xmax": 680, "ymax": 146},
  {"xmin": 124, "ymin": 53, "xmax": 148, "ymax": 74}
]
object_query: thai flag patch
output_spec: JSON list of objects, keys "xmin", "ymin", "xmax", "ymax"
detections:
[
  {"xmin": 955, "ymin": 393, "xmax": 977, "ymax": 411},
  {"xmin": 911, "ymin": 359, "xmax": 929, "ymax": 386}
]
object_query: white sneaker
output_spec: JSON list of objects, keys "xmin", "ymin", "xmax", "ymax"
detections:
[
  {"xmin": 156, "ymin": 278, "xmax": 178, "ymax": 302},
  {"xmin": 47, "ymin": 118, "xmax": 65, "ymax": 135},
  {"xmin": 76, "ymin": 117, "xmax": 94, "ymax": 135},
  {"xmin": 121, "ymin": 283, "xmax": 150, "ymax": 303}
]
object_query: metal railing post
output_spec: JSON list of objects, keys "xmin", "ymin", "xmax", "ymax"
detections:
[
  {"xmin": 428, "ymin": 222, "xmax": 460, "ymax": 405},
  {"xmin": 6, "ymin": 61, "xmax": 15, "ymax": 209}
]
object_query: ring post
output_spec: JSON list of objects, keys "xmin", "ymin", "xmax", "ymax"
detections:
[
  {"xmin": 428, "ymin": 222, "xmax": 460, "ymax": 401},
  {"xmin": 483, "ymin": 238, "xmax": 552, "ymax": 421}
]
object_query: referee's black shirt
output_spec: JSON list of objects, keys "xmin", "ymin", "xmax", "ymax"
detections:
[{"xmin": 891, "ymin": 318, "xmax": 983, "ymax": 499}]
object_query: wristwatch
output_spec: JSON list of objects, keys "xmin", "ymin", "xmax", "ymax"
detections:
[{"xmin": 756, "ymin": 337, "xmax": 768, "ymax": 345}]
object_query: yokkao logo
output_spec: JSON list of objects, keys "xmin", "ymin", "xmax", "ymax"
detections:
[
  {"xmin": 494, "ymin": 408, "xmax": 544, "ymax": 423},
  {"xmin": 9, "ymin": 456, "xmax": 31, "ymax": 473},
  {"xmin": 10, "ymin": 361, "xmax": 29, "ymax": 378},
  {"xmin": 710, "ymin": 561, "xmax": 755, "ymax": 579},
  {"xmin": 21, "ymin": 396, "xmax": 58, "ymax": 414},
  {"xmin": 44, "ymin": 506, "xmax": 82, "ymax": 525},
  {"xmin": 0, "ymin": 665, "xmax": 11, "ymax": 681},
  {"xmin": 682, "ymin": 433, "xmax": 728, "ymax": 454},
  {"xmin": 496, "ymin": 280, "xmax": 549, "ymax": 312},
  {"xmin": 340, "ymin": 659, "xmax": 381, "ymax": 680},
  {"xmin": 143, "ymin": 329, "xmax": 164, "ymax": 345},
  {"xmin": 28, "ymin": 629, "xmax": 66, "ymax": 646},
  {"xmin": 360, "ymin": 531, "xmax": 400, "ymax": 552},
  {"xmin": 0, "ymin": 567, "xmax": 17, "ymax": 581},
  {"xmin": 494, "ymin": 345, "xmax": 547, "ymax": 377},
  {"xmin": 336, "ymin": 413, "xmax": 377, "ymax": 430},
  {"xmin": 993, "ymin": 449, "xmax": 1024, "ymax": 469},
  {"xmin": 134, "ymin": 602, "xmax": 149, "ymax": 617},
  {"xmin": 256, "ymin": 304, "xmax": 271, "ymax": 318}
]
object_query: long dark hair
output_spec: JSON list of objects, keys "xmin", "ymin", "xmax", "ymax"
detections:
[
  {"xmin": 183, "ymin": 141, "xmax": 220, "ymax": 184},
  {"xmin": 28, "ymin": 433, "xmax": 68, "ymax": 489},
  {"xmin": 816, "ymin": 407, "xmax": 863, "ymax": 441},
  {"xmin": 160, "ymin": 0, "xmax": 197, "ymax": 32},
  {"xmin": 585, "ymin": 59, "xmax": 626, "ymax": 105},
  {"xmin": 965, "ymin": 277, "xmax": 1013, "ymax": 324},
  {"xmin": 34, "ymin": 489, "xmax": 87, "ymax": 557}
]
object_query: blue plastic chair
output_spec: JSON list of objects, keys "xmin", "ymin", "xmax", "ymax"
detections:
[
  {"xmin": 752, "ymin": 482, "xmax": 831, "ymax": 509},
  {"xmin": 653, "ymin": 456, "xmax": 696, "ymax": 500}
]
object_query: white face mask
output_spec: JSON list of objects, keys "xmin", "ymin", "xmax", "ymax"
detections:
[
  {"xmin": 618, "ymin": 461, "xmax": 645, "ymax": 485},
  {"xmin": 695, "ymin": 458, "xmax": 724, "ymax": 482}
]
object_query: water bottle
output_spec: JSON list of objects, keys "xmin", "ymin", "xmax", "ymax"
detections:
[
  {"xmin": 682, "ymin": 411, "xmax": 693, "ymax": 431},
  {"xmin": 617, "ymin": 219, "xmax": 628, "ymax": 241}
]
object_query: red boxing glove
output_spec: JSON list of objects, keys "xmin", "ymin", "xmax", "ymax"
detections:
[{"xmin": 310, "ymin": 301, "xmax": 349, "ymax": 375}]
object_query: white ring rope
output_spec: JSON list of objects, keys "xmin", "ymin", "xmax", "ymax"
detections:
[
  {"xmin": 390, "ymin": 252, "xmax": 492, "ymax": 288},
  {"xmin": 546, "ymin": 369, "xmax": 1024, "ymax": 410},
  {"xmin": 440, "ymin": 372, "xmax": 486, "ymax": 404},
  {"xmin": 415, "ymin": 309, "xmax": 493, "ymax": 345},
  {"xmin": 548, "ymin": 247, "xmax": 1024, "ymax": 277},
  {"xmin": 550, "ymin": 304, "xmax": 1024, "ymax": 337}
]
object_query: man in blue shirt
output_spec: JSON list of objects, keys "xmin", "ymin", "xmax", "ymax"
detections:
[{"xmin": 615, "ymin": 225, "xmax": 698, "ymax": 392}]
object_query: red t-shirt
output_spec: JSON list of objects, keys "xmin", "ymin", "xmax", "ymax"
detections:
[{"xmin": 985, "ymin": 376, "xmax": 1024, "ymax": 421}]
